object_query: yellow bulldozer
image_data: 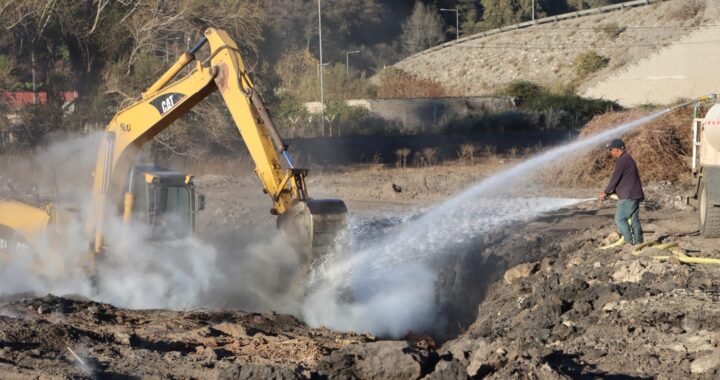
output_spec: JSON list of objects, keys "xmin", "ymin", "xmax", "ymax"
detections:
[{"xmin": 0, "ymin": 28, "xmax": 347, "ymax": 275}]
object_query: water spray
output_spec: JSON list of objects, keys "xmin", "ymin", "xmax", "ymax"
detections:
[
  {"xmin": 576, "ymin": 197, "xmax": 599, "ymax": 203},
  {"xmin": 303, "ymin": 96, "xmax": 713, "ymax": 337}
]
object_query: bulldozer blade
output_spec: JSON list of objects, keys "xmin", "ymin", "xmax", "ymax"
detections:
[{"xmin": 278, "ymin": 199, "xmax": 348, "ymax": 265}]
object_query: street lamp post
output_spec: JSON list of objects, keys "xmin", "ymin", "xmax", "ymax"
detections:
[
  {"xmin": 317, "ymin": 62, "xmax": 328, "ymax": 135},
  {"xmin": 439, "ymin": 8, "xmax": 459, "ymax": 41},
  {"xmin": 345, "ymin": 50, "xmax": 360, "ymax": 77},
  {"xmin": 532, "ymin": 0, "xmax": 535, "ymax": 22},
  {"xmin": 317, "ymin": 0, "xmax": 325, "ymax": 137}
]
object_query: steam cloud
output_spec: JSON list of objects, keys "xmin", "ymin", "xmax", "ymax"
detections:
[{"xmin": 0, "ymin": 133, "xmax": 219, "ymax": 310}]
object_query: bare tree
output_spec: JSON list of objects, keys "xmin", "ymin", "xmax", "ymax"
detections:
[
  {"xmin": 125, "ymin": 1, "xmax": 187, "ymax": 76},
  {"xmin": 400, "ymin": 1, "xmax": 444, "ymax": 55}
]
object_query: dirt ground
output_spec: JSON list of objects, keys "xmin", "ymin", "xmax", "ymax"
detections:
[{"xmin": 1, "ymin": 158, "xmax": 720, "ymax": 379}]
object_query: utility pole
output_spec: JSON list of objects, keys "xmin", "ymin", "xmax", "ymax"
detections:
[
  {"xmin": 532, "ymin": 0, "xmax": 535, "ymax": 21},
  {"xmin": 31, "ymin": 49, "xmax": 38, "ymax": 104},
  {"xmin": 345, "ymin": 50, "xmax": 360, "ymax": 77},
  {"xmin": 439, "ymin": 8, "xmax": 459, "ymax": 41},
  {"xmin": 317, "ymin": 0, "xmax": 325, "ymax": 137}
]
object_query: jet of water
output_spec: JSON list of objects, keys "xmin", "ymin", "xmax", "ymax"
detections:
[{"xmin": 303, "ymin": 105, "xmax": 684, "ymax": 337}]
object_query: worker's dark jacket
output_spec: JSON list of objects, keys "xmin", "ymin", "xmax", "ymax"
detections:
[{"xmin": 605, "ymin": 151, "xmax": 644, "ymax": 200}]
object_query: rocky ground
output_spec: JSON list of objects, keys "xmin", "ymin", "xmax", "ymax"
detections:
[
  {"xmin": 444, "ymin": 185, "xmax": 720, "ymax": 379},
  {"xmin": 1, "ymin": 162, "xmax": 720, "ymax": 379}
]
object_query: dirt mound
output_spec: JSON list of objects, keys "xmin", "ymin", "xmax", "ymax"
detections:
[
  {"xmin": 447, "ymin": 199, "xmax": 720, "ymax": 378},
  {"xmin": 542, "ymin": 108, "xmax": 694, "ymax": 188}
]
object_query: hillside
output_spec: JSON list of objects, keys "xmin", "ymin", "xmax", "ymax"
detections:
[
  {"xmin": 395, "ymin": 0, "xmax": 714, "ymax": 103},
  {"xmin": 583, "ymin": 19, "xmax": 720, "ymax": 106}
]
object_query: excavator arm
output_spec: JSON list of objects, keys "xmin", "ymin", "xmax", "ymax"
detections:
[{"xmin": 91, "ymin": 28, "xmax": 346, "ymax": 263}]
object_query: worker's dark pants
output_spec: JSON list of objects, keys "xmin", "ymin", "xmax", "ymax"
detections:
[{"xmin": 615, "ymin": 199, "xmax": 643, "ymax": 244}]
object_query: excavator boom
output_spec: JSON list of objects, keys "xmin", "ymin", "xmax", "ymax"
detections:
[{"xmin": 90, "ymin": 28, "xmax": 347, "ymax": 264}]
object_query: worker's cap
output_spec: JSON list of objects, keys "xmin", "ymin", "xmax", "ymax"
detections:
[{"xmin": 605, "ymin": 139, "xmax": 625, "ymax": 150}]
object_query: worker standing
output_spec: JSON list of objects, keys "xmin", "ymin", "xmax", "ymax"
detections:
[{"xmin": 598, "ymin": 139, "xmax": 644, "ymax": 246}]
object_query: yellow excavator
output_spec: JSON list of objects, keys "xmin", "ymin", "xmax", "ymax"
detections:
[{"xmin": 0, "ymin": 28, "xmax": 347, "ymax": 274}]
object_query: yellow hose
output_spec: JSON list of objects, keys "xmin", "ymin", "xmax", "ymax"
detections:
[
  {"xmin": 631, "ymin": 241, "xmax": 720, "ymax": 265},
  {"xmin": 596, "ymin": 195, "xmax": 720, "ymax": 264}
]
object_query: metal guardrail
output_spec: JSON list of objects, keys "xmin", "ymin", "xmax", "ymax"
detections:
[{"xmin": 404, "ymin": 0, "xmax": 659, "ymax": 61}]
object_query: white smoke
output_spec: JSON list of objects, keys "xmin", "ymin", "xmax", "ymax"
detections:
[
  {"xmin": 196, "ymin": 231, "xmax": 305, "ymax": 314},
  {"xmin": 0, "ymin": 133, "xmax": 219, "ymax": 310},
  {"xmin": 300, "ymin": 108, "xmax": 674, "ymax": 337},
  {"xmin": 303, "ymin": 261, "xmax": 436, "ymax": 337}
]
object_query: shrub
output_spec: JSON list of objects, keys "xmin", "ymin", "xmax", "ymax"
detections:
[
  {"xmin": 668, "ymin": 0, "xmax": 705, "ymax": 21},
  {"xmin": 422, "ymin": 147, "xmax": 439, "ymax": 166},
  {"xmin": 457, "ymin": 143, "xmax": 478, "ymax": 165},
  {"xmin": 395, "ymin": 147, "xmax": 411, "ymax": 168},
  {"xmin": 272, "ymin": 94, "xmax": 312, "ymax": 138},
  {"xmin": 574, "ymin": 51, "xmax": 609, "ymax": 80},
  {"xmin": 483, "ymin": 145, "xmax": 497, "ymax": 157},
  {"xmin": 0, "ymin": 55, "xmax": 16, "ymax": 89},
  {"xmin": 541, "ymin": 109, "xmax": 694, "ymax": 187},
  {"xmin": 377, "ymin": 68, "xmax": 455, "ymax": 99},
  {"xmin": 601, "ymin": 22, "xmax": 626, "ymax": 39},
  {"xmin": 499, "ymin": 80, "xmax": 619, "ymax": 125},
  {"xmin": 325, "ymin": 100, "xmax": 398, "ymax": 137}
]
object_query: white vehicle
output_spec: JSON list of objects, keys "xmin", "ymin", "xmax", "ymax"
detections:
[{"xmin": 691, "ymin": 98, "xmax": 720, "ymax": 237}]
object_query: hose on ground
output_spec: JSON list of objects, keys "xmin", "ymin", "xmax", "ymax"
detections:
[{"xmin": 631, "ymin": 241, "xmax": 720, "ymax": 265}]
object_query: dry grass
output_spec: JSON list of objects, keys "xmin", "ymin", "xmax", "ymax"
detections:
[
  {"xmin": 395, "ymin": 147, "xmax": 411, "ymax": 169},
  {"xmin": 483, "ymin": 145, "xmax": 497, "ymax": 157},
  {"xmin": 667, "ymin": 0, "xmax": 705, "ymax": 21},
  {"xmin": 457, "ymin": 143, "xmax": 479, "ymax": 165},
  {"xmin": 541, "ymin": 108, "xmax": 694, "ymax": 187},
  {"xmin": 422, "ymin": 148, "xmax": 439, "ymax": 166},
  {"xmin": 377, "ymin": 68, "xmax": 458, "ymax": 99}
]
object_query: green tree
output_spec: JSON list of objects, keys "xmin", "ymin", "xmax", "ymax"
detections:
[
  {"xmin": 480, "ymin": 0, "xmax": 545, "ymax": 29},
  {"xmin": 0, "ymin": 55, "xmax": 17, "ymax": 89},
  {"xmin": 321, "ymin": 63, "xmax": 376, "ymax": 101},
  {"xmin": 480, "ymin": 0, "xmax": 521, "ymax": 29},
  {"xmin": 456, "ymin": 0, "xmax": 485, "ymax": 35},
  {"xmin": 568, "ymin": 0, "xmax": 625, "ymax": 10}
]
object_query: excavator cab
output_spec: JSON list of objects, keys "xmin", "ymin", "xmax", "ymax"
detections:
[{"xmin": 128, "ymin": 165, "xmax": 202, "ymax": 239}]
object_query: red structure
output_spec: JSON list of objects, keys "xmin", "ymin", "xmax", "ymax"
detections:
[{"xmin": 0, "ymin": 91, "xmax": 78, "ymax": 110}]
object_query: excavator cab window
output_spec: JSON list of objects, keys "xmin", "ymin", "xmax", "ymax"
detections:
[{"xmin": 148, "ymin": 184, "xmax": 192, "ymax": 239}]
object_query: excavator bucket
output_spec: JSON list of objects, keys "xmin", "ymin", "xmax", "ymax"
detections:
[{"xmin": 278, "ymin": 199, "xmax": 348, "ymax": 265}]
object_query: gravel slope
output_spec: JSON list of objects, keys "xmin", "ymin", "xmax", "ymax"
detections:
[{"xmin": 394, "ymin": 0, "xmax": 712, "ymax": 102}]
